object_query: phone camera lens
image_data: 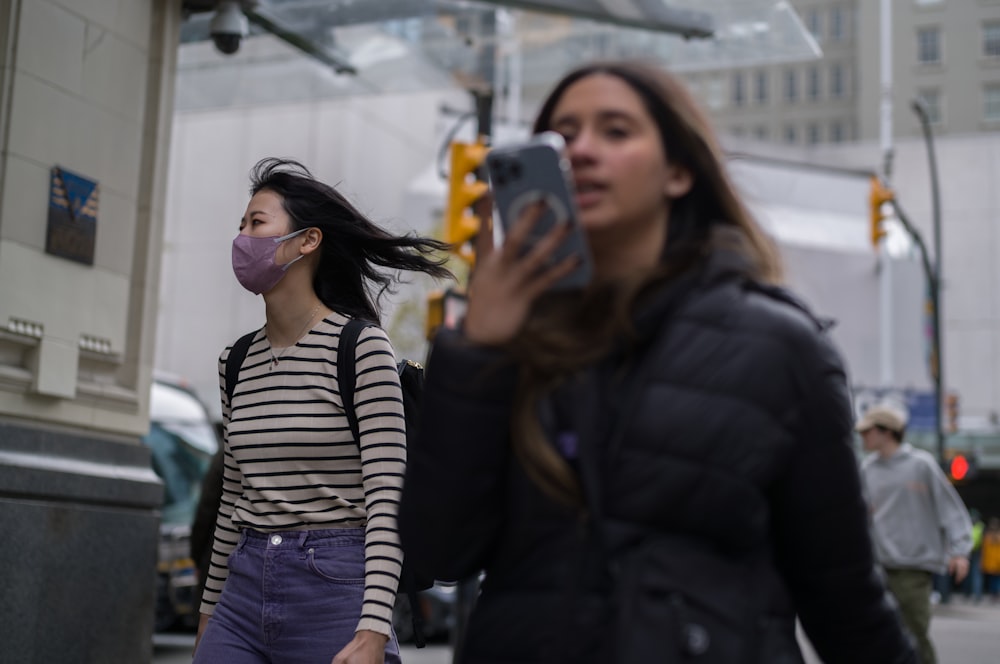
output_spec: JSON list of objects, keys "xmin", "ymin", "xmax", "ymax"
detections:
[{"xmin": 510, "ymin": 161, "xmax": 523, "ymax": 180}]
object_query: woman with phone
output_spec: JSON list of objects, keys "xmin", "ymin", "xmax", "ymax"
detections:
[
  {"xmin": 193, "ymin": 158, "xmax": 450, "ymax": 664},
  {"xmin": 399, "ymin": 61, "xmax": 917, "ymax": 663}
]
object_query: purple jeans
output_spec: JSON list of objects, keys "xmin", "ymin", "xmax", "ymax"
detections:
[{"xmin": 193, "ymin": 527, "xmax": 401, "ymax": 664}]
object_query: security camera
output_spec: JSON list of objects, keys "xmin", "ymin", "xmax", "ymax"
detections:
[{"xmin": 210, "ymin": 1, "xmax": 248, "ymax": 55}]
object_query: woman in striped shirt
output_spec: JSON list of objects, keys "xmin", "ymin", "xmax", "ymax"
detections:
[{"xmin": 193, "ymin": 158, "xmax": 450, "ymax": 664}]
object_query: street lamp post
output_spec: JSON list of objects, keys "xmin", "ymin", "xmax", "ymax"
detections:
[{"xmin": 910, "ymin": 97, "xmax": 945, "ymax": 463}]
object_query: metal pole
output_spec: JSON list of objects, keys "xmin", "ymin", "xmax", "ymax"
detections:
[
  {"xmin": 475, "ymin": 9, "xmax": 496, "ymax": 140},
  {"xmin": 889, "ymin": 197, "xmax": 942, "ymax": 463},
  {"xmin": 880, "ymin": 0, "xmax": 894, "ymax": 179},
  {"xmin": 453, "ymin": 18, "xmax": 495, "ymax": 661},
  {"xmin": 912, "ymin": 98, "xmax": 945, "ymax": 463},
  {"xmin": 878, "ymin": 0, "xmax": 894, "ymax": 387}
]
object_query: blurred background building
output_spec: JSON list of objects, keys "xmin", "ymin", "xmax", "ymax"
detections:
[{"xmin": 697, "ymin": 0, "xmax": 1000, "ymax": 144}]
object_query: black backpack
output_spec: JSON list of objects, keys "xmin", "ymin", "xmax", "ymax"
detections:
[{"xmin": 224, "ymin": 320, "xmax": 434, "ymax": 647}]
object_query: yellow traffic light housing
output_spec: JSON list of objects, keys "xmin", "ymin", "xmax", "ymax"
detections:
[
  {"xmin": 426, "ymin": 290, "xmax": 444, "ymax": 341},
  {"xmin": 445, "ymin": 139, "xmax": 490, "ymax": 265},
  {"xmin": 869, "ymin": 176, "xmax": 894, "ymax": 248},
  {"xmin": 425, "ymin": 288, "xmax": 468, "ymax": 340}
]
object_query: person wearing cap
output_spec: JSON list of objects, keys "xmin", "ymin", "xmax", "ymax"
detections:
[{"xmin": 858, "ymin": 404, "xmax": 973, "ymax": 664}]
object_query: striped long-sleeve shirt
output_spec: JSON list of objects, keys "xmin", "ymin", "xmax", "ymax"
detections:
[{"xmin": 199, "ymin": 312, "xmax": 406, "ymax": 636}]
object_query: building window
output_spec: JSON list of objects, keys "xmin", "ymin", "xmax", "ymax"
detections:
[
  {"xmin": 704, "ymin": 76, "xmax": 725, "ymax": 110},
  {"xmin": 806, "ymin": 8, "xmax": 822, "ymax": 41},
  {"xmin": 685, "ymin": 76, "xmax": 702, "ymax": 101},
  {"xmin": 731, "ymin": 126, "xmax": 745, "ymax": 138},
  {"xmin": 807, "ymin": 123, "xmax": 821, "ymax": 145},
  {"xmin": 784, "ymin": 124, "xmax": 797, "ymax": 144},
  {"xmin": 830, "ymin": 63, "xmax": 844, "ymax": 99},
  {"xmin": 784, "ymin": 69, "xmax": 798, "ymax": 103},
  {"xmin": 732, "ymin": 72, "xmax": 746, "ymax": 107},
  {"xmin": 830, "ymin": 122, "xmax": 844, "ymax": 143},
  {"xmin": 807, "ymin": 67, "xmax": 820, "ymax": 101},
  {"xmin": 917, "ymin": 26, "xmax": 941, "ymax": 65},
  {"xmin": 985, "ymin": 86, "xmax": 1000, "ymax": 121},
  {"xmin": 830, "ymin": 6, "xmax": 845, "ymax": 42},
  {"xmin": 984, "ymin": 23, "xmax": 1000, "ymax": 58},
  {"xmin": 754, "ymin": 126, "xmax": 769, "ymax": 141},
  {"xmin": 916, "ymin": 89, "xmax": 942, "ymax": 124},
  {"xmin": 755, "ymin": 71, "xmax": 768, "ymax": 104}
]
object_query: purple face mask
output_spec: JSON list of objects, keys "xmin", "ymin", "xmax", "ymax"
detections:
[{"xmin": 231, "ymin": 228, "xmax": 307, "ymax": 295}]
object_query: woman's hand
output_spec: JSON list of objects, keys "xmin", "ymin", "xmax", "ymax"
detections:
[
  {"xmin": 330, "ymin": 629, "xmax": 389, "ymax": 664},
  {"xmin": 462, "ymin": 200, "xmax": 581, "ymax": 346}
]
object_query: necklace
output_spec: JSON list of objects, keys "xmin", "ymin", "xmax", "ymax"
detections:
[{"xmin": 267, "ymin": 303, "xmax": 321, "ymax": 369}]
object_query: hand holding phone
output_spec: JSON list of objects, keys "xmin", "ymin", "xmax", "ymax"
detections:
[
  {"xmin": 486, "ymin": 132, "xmax": 593, "ymax": 291},
  {"xmin": 458, "ymin": 133, "xmax": 593, "ymax": 346}
]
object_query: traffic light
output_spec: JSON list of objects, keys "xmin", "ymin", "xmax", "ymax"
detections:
[
  {"xmin": 869, "ymin": 175, "xmax": 894, "ymax": 248},
  {"xmin": 945, "ymin": 393, "xmax": 959, "ymax": 432},
  {"xmin": 946, "ymin": 452, "xmax": 977, "ymax": 483},
  {"xmin": 425, "ymin": 288, "xmax": 468, "ymax": 340},
  {"xmin": 951, "ymin": 454, "xmax": 970, "ymax": 481},
  {"xmin": 445, "ymin": 139, "xmax": 490, "ymax": 265}
]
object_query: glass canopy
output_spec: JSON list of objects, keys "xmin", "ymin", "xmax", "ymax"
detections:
[{"xmin": 177, "ymin": 0, "xmax": 819, "ymax": 111}]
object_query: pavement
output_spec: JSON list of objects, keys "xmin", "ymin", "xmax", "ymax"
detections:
[
  {"xmin": 800, "ymin": 597, "xmax": 1000, "ymax": 664},
  {"xmin": 931, "ymin": 595, "xmax": 1000, "ymax": 619},
  {"xmin": 154, "ymin": 598, "xmax": 1000, "ymax": 664}
]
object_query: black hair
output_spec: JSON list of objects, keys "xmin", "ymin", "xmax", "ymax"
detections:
[{"xmin": 249, "ymin": 158, "xmax": 452, "ymax": 323}]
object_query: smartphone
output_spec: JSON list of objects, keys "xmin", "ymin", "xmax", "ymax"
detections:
[{"xmin": 486, "ymin": 131, "xmax": 593, "ymax": 291}]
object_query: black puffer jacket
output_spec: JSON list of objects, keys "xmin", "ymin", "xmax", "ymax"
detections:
[{"xmin": 400, "ymin": 250, "xmax": 917, "ymax": 664}]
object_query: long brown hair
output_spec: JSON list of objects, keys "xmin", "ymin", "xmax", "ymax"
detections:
[{"xmin": 508, "ymin": 60, "xmax": 782, "ymax": 505}]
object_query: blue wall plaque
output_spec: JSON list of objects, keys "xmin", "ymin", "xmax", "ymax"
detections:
[{"xmin": 46, "ymin": 166, "xmax": 98, "ymax": 265}]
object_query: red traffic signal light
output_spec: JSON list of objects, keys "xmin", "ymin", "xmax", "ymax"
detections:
[{"xmin": 950, "ymin": 454, "xmax": 969, "ymax": 481}]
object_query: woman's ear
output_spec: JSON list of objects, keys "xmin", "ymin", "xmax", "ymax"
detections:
[
  {"xmin": 300, "ymin": 227, "xmax": 323, "ymax": 255},
  {"xmin": 664, "ymin": 164, "xmax": 694, "ymax": 200}
]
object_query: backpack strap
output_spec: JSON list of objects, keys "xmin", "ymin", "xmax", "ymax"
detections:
[
  {"xmin": 338, "ymin": 317, "xmax": 428, "ymax": 648},
  {"xmin": 225, "ymin": 331, "xmax": 257, "ymax": 408},
  {"xmin": 339, "ymin": 318, "xmax": 373, "ymax": 442}
]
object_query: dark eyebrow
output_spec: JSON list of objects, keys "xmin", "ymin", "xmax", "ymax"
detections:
[
  {"xmin": 240, "ymin": 209, "xmax": 270, "ymax": 224},
  {"xmin": 594, "ymin": 109, "xmax": 637, "ymax": 123},
  {"xmin": 552, "ymin": 109, "xmax": 636, "ymax": 127}
]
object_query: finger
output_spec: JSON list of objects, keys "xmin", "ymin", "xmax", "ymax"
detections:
[
  {"xmin": 524, "ymin": 253, "xmax": 584, "ymax": 298},
  {"xmin": 516, "ymin": 218, "xmax": 572, "ymax": 278},
  {"xmin": 500, "ymin": 198, "xmax": 546, "ymax": 262}
]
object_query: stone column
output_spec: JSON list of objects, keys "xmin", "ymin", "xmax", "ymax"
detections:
[{"xmin": 0, "ymin": 1, "xmax": 180, "ymax": 662}]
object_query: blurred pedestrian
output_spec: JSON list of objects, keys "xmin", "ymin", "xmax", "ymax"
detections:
[
  {"xmin": 959, "ymin": 508, "xmax": 985, "ymax": 601},
  {"xmin": 192, "ymin": 158, "xmax": 450, "ymax": 664},
  {"xmin": 982, "ymin": 517, "xmax": 1000, "ymax": 601},
  {"xmin": 857, "ymin": 404, "xmax": 973, "ymax": 664},
  {"xmin": 400, "ymin": 60, "xmax": 917, "ymax": 664}
]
